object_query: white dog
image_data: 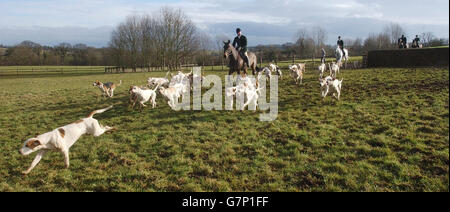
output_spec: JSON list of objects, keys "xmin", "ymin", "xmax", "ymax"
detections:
[
  {"xmin": 130, "ymin": 84, "xmax": 161, "ymax": 109},
  {"xmin": 269, "ymin": 63, "xmax": 282, "ymax": 79},
  {"xmin": 329, "ymin": 62, "xmax": 340, "ymax": 78},
  {"xmin": 258, "ymin": 67, "xmax": 272, "ymax": 82},
  {"xmin": 318, "ymin": 63, "xmax": 327, "ymax": 78},
  {"xmin": 159, "ymin": 83, "xmax": 186, "ymax": 109},
  {"xmin": 147, "ymin": 78, "xmax": 169, "ymax": 88},
  {"xmin": 319, "ymin": 76, "xmax": 343, "ymax": 100},
  {"xmin": 147, "ymin": 71, "xmax": 171, "ymax": 88},
  {"xmin": 186, "ymin": 72, "xmax": 205, "ymax": 89},
  {"xmin": 289, "ymin": 64, "xmax": 305, "ymax": 85},
  {"xmin": 241, "ymin": 82, "xmax": 262, "ymax": 111},
  {"xmin": 19, "ymin": 106, "xmax": 115, "ymax": 175},
  {"xmin": 170, "ymin": 71, "xmax": 189, "ymax": 86}
]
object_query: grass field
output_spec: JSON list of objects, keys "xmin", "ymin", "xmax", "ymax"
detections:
[{"xmin": 0, "ymin": 64, "xmax": 448, "ymax": 192}]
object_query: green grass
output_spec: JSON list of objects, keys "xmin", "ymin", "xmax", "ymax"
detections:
[
  {"xmin": 424, "ymin": 46, "xmax": 449, "ymax": 49},
  {"xmin": 0, "ymin": 65, "xmax": 448, "ymax": 192}
]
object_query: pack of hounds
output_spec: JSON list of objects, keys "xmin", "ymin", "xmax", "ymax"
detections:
[{"xmin": 19, "ymin": 62, "xmax": 343, "ymax": 174}]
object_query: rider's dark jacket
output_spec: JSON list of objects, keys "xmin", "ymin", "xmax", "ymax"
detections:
[
  {"xmin": 233, "ymin": 35, "xmax": 248, "ymax": 52},
  {"xmin": 337, "ymin": 39, "xmax": 344, "ymax": 48}
]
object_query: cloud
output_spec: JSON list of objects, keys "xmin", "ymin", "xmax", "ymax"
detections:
[{"xmin": 0, "ymin": 0, "xmax": 448, "ymax": 47}]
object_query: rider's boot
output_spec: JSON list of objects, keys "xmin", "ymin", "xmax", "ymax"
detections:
[{"xmin": 245, "ymin": 56, "xmax": 250, "ymax": 68}]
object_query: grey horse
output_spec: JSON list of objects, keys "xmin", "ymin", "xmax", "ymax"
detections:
[{"xmin": 223, "ymin": 40, "xmax": 260, "ymax": 76}]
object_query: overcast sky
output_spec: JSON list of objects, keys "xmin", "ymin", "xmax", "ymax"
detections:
[{"xmin": 0, "ymin": 0, "xmax": 448, "ymax": 47}]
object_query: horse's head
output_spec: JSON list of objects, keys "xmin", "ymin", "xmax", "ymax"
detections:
[{"xmin": 223, "ymin": 40, "xmax": 232, "ymax": 59}]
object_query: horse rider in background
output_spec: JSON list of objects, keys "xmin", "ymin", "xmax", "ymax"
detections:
[
  {"xmin": 233, "ymin": 28, "xmax": 249, "ymax": 68},
  {"xmin": 337, "ymin": 36, "xmax": 345, "ymax": 57}
]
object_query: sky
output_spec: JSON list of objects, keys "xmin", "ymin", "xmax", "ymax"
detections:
[{"xmin": 0, "ymin": 0, "xmax": 448, "ymax": 47}]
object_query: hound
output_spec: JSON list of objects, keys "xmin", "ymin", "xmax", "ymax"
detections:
[
  {"xmin": 93, "ymin": 80, "xmax": 122, "ymax": 98},
  {"xmin": 170, "ymin": 71, "xmax": 190, "ymax": 86},
  {"xmin": 147, "ymin": 78, "xmax": 169, "ymax": 88},
  {"xmin": 297, "ymin": 63, "xmax": 306, "ymax": 73},
  {"xmin": 319, "ymin": 76, "xmax": 343, "ymax": 100},
  {"xmin": 329, "ymin": 62, "xmax": 340, "ymax": 78},
  {"xmin": 268, "ymin": 63, "xmax": 282, "ymax": 79},
  {"xmin": 19, "ymin": 106, "xmax": 116, "ymax": 175},
  {"xmin": 147, "ymin": 71, "xmax": 171, "ymax": 88},
  {"xmin": 318, "ymin": 63, "xmax": 327, "ymax": 78},
  {"xmin": 258, "ymin": 67, "xmax": 272, "ymax": 82},
  {"xmin": 128, "ymin": 86, "xmax": 150, "ymax": 109},
  {"xmin": 186, "ymin": 72, "xmax": 205, "ymax": 89},
  {"xmin": 241, "ymin": 82, "xmax": 262, "ymax": 111},
  {"xmin": 226, "ymin": 76, "xmax": 260, "ymax": 110},
  {"xmin": 130, "ymin": 84, "xmax": 161, "ymax": 109},
  {"xmin": 159, "ymin": 83, "xmax": 186, "ymax": 109},
  {"xmin": 289, "ymin": 64, "xmax": 304, "ymax": 85}
]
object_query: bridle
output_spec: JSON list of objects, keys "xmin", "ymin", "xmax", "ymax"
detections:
[{"xmin": 224, "ymin": 47, "xmax": 232, "ymax": 59}]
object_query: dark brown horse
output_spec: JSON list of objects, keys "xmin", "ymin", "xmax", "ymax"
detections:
[{"xmin": 223, "ymin": 40, "xmax": 260, "ymax": 76}]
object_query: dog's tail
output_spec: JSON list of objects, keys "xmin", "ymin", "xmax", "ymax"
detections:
[
  {"xmin": 164, "ymin": 71, "xmax": 171, "ymax": 79},
  {"xmin": 152, "ymin": 83, "xmax": 161, "ymax": 92},
  {"xmin": 88, "ymin": 105, "xmax": 113, "ymax": 118}
]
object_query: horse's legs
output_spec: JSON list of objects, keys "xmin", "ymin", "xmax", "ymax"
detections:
[{"xmin": 228, "ymin": 70, "xmax": 234, "ymax": 82}]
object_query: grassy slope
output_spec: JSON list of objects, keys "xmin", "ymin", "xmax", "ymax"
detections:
[{"xmin": 0, "ymin": 66, "xmax": 448, "ymax": 192}]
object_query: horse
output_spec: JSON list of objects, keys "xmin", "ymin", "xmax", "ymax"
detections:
[
  {"xmin": 411, "ymin": 41, "xmax": 423, "ymax": 48},
  {"xmin": 223, "ymin": 40, "xmax": 259, "ymax": 76},
  {"xmin": 335, "ymin": 47, "xmax": 349, "ymax": 67}
]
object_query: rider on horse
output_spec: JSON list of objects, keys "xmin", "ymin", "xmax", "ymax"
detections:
[
  {"xmin": 413, "ymin": 35, "xmax": 420, "ymax": 48},
  {"xmin": 337, "ymin": 36, "xmax": 345, "ymax": 57},
  {"xmin": 233, "ymin": 28, "xmax": 249, "ymax": 68}
]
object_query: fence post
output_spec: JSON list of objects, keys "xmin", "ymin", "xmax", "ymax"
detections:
[{"xmin": 312, "ymin": 56, "xmax": 315, "ymax": 68}]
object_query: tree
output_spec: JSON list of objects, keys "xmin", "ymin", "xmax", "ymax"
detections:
[
  {"xmin": 197, "ymin": 32, "xmax": 213, "ymax": 66},
  {"xmin": 156, "ymin": 7, "xmax": 199, "ymax": 70},
  {"xmin": 383, "ymin": 23, "xmax": 405, "ymax": 47},
  {"xmin": 55, "ymin": 42, "xmax": 72, "ymax": 65},
  {"xmin": 420, "ymin": 32, "xmax": 435, "ymax": 47},
  {"xmin": 72, "ymin": 43, "xmax": 88, "ymax": 65},
  {"xmin": 311, "ymin": 26, "xmax": 327, "ymax": 56},
  {"xmin": 295, "ymin": 29, "xmax": 310, "ymax": 59}
]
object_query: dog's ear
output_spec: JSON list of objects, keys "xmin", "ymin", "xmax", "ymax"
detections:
[{"xmin": 25, "ymin": 139, "xmax": 41, "ymax": 149}]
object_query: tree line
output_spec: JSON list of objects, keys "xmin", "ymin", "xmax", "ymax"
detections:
[
  {"xmin": 1, "ymin": 8, "xmax": 448, "ymax": 67},
  {"xmin": 0, "ymin": 41, "xmax": 113, "ymax": 66}
]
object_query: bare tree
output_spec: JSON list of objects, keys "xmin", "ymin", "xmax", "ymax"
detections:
[
  {"xmin": 420, "ymin": 32, "xmax": 435, "ymax": 47},
  {"xmin": 109, "ymin": 27, "xmax": 127, "ymax": 70},
  {"xmin": 156, "ymin": 7, "xmax": 199, "ymax": 70},
  {"xmin": 140, "ymin": 15, "xmax": 158, "ymax": 70},
  {"xmin": 295, "ymin": 29, "xmax": 310, "ymax": 59},
  {"xmin": 383, "ymin": 23, "xmax": 406, "ymax": 47},
  {"xmin": 311, "ymin": 26, "xmax": 327, "ymax": 56},
  {"xmin": 197, "ymin": 32, "xmax": 213, "ymax": 66},
  {"xmin": 215, "ymin": 34, "xmax": 230, "ymax": 69},
  {"xmin": 55, "ymin": 42, "xmax": 72, "ymax": 65}
]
